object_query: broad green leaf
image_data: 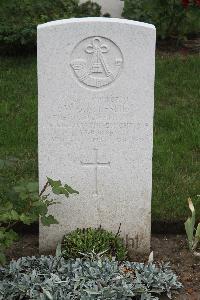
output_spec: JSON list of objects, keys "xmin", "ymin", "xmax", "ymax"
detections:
[
  {"xmin": 32, "ymin": 201, "xmax": 48, "ymax": 215},
  {"xmin": 195, "ymin": 223, "xmax": 200, "ymax": 240},
  {"xmin": 19, "ymin": 213, "xmax": 33, "ymax": 225},
  {"xmin": 7, "ymin": 229, "xmax": 19, "ymax": 240},
  {"xmin": 52, "ymin": 186, "xmax": 69, "ymax": 197},
  {"xmin": 64, "ymin": 184, "xmax": 79, "ymax": 195},
  {"xmin": 41, "ymin": 215, "xmax": 59, "ymax": 226},
  {"xmin": 13, "ymin": 185, "xmax": 27, "ymax": 193},
  {"xmin": 0, "ymin": 201, "xmax": 13, "ymax": 211},
  {"xmin": 18, "ymin": 191, "xmax": 29, "ymax": 200},
  {"xmin": 52, "ymin": 186, "xmax": 63, "ymax": 195},
  {"xmin": 2, "ymin": 229, "xmax": 18, "ymax": 248},
  {"xmin": 0, "ymin": 212, "xmax": 12, "ymax": 222},
  {"xmin": 10, "ymin": 210, "xmax": 19, "ymax": 220},
  {"xmin": 30, "ymin": 193, "xmax": 40, "ymax": 200},
  {"xmin": 27, "ymin": 182, "xmax": 39, "ymax": 192},
  {"xmin": 47, "ymin": 177, "xmax": 61, "ymax": 188},
  {"xmin": 185, "ymin": 218, "xmax": 194, "ymax": 250}
]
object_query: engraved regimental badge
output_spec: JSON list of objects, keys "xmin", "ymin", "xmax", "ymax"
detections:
[{"xmin": 70, "ymin": 36, "xmax": 123, "ymax": 88}]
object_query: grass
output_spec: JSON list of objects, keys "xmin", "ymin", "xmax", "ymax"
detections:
[
  {"xmin": 0, "ymin": 54, "xmax": 199, "ymax": 222},
  {"xmin": 0, "ymin": 56, "xmax": 37, "ymax": 199},
  {"xmin": 153, "ymin": 54, "xmax": 200, "ymax": 221}
]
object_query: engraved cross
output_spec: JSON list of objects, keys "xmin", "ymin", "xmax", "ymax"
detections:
[{"xmin": 81, "ymin": 149, "xmax": 110, "ymax": 196}]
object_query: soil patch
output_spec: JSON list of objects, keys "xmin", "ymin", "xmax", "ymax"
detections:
[{"xmin": 5, "ymin": 234, "xmax": 200, "ymax": 298}]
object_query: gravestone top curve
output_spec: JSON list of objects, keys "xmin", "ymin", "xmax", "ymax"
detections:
[{"xmin": 38, "ymin": 17, "xmax": 155, "ymax": 30}]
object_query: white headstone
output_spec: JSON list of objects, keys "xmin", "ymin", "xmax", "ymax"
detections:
[{"xmin": 38, "ymin": 18, "xmax": 156, "ymax": 255}]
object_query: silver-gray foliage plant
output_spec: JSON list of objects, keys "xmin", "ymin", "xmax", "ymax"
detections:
[{"xmin": 0, "ymin": 255, "xmax": 182, "ymax": 299}]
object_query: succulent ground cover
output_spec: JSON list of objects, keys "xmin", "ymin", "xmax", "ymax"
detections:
[{"xmin": 0, "ymin": 255, "xmax": 182, "ymax": 299}]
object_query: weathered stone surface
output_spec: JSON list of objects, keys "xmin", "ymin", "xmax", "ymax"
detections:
[{"xmin": 38, "ymin": 18, "xmax": 156, "ymax": 254}]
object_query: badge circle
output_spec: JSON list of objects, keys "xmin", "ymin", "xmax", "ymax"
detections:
[{"xmin": 70, "ymin": 36, "xmax": 123, "ymax": 89}]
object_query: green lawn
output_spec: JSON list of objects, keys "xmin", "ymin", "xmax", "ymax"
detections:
[
  {"xmin": 0, "ymin": 54, "xmax": 199, "ymax": 222},
  {"xmin": 0, "ymin": 57, "xmax": 38, "ymax": 200}
]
